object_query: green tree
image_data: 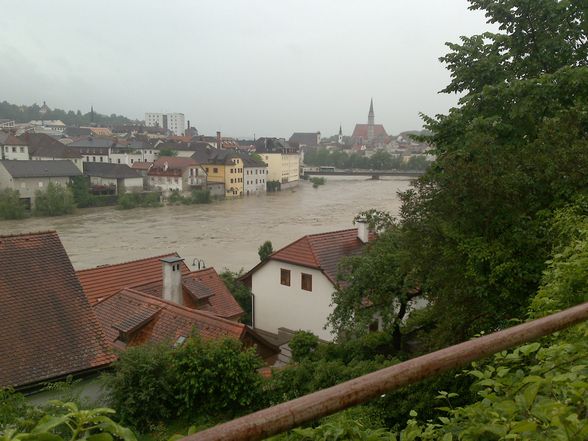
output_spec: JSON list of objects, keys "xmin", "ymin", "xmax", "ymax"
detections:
[
  {"xmin": 34, "ymin": 183, "xmax": 75, "ymax": 216},
  {"xmin": 0, "ymin": 189, "xmax": 26, "ymax": 219},
  {"xmin": 258, "ymin": 240, "xmax": 274, "ymax": 261},
  {"xmin": 220, "ymin": 270, "xmax": 253, "ymax": 325},
  {"xmin": 68, "ymin": 176, "xmax": 94, "ymax": 208},
  {"xmin": 396, "ymin": 0, "xmax": 588, "ymax": 344}
]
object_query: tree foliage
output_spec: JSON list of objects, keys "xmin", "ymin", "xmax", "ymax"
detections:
[
  {"xmin": 220, "ymin": 270, "xmax": 253, "ymax": 325},
  {"xmin": 101, "ymin": 336, "xmax": 263, "ymax": 431},
  {"xmin": 395, "ymin": 0, "xmax": 588, "ymax": 344},
  {"xmin": 258, "ymin": 240, "xmax": 274, "ymax": 261},
  {"xmin": 304, "ymin": 148, "xmax": 430, "ymax": 171},
  {"xmin": 0, "ymin": 189, "xmax": 26, "ymax": 220},
  {"xmin": 34, "ymin": 183, "xmax": 75, "ymax": 216}
]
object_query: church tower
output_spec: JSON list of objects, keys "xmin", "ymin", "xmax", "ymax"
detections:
[
  {"xmin": 338, "ymin": 124, "xmax": 343, "ymax": 145},
  {"xmin": 367, "ymin": 98, "xmax": 375, "ymax": 141}
]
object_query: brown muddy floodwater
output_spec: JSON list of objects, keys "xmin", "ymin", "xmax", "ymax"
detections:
[{"xmin": 0, "ymin": 176, "xmax": 412, "ymax": 272}]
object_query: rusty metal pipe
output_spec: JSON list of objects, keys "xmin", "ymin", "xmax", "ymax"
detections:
[{"xmin": 185, "ymin": 302, "xmax": 588, "ymax": 441}]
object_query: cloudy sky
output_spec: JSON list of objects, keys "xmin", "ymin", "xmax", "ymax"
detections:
[{"xmin": 0, "ymin": 1, "xmax": 492, "ymax": 138}]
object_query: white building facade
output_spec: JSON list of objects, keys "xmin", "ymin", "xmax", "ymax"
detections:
[{"xmin": 145, "ymin": 112, "xmax": 185, "ymax": 136}]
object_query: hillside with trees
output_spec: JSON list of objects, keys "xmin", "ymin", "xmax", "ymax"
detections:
[{"xmin": 0, "ymin": 100, "xmax": 135, "ymax": 126}]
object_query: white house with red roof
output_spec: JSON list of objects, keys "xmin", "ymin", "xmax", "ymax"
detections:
[
  {"xmin": 147, "ymin": 156, "xmax": 206, "ymax": 195},
  {"xmin": 241, "ymin": 221, "xmax": 372, "ymax": 341}
]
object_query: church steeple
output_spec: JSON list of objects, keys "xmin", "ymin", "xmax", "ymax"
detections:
[
  {"xmin": 368, "ymin": 98, "xmax": 374, "ymax": 126},
  {"xmin": 338, "ymin": 124, "xmax": 343, "ymax": 144}
]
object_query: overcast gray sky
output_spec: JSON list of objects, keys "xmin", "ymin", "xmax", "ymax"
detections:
[{"xmin": 0, "ymin": 0, "xmax": 492, "ymax": 138}]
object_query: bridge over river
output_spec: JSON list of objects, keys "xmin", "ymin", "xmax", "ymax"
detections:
[{"xmin": 303, "ymin": 169, "xmax": 425, "ymax": 179}]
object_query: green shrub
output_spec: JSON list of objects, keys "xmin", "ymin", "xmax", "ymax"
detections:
[
  {"xmin": 102, "ymin": 336, "xmax": 264, "ymax": 431},
  {"xmin": 117, "ymin": 192, "xmax": 161, "ymax": 209},
  {"xmin": 68, "ymin": 175, "xmax": 94, "ymax": 208},
  {"xmin": 267, "ymin": 180, "xmax": 281, "ymax": 192},
  {"xmin": 191, "ymin": 189, "xmax": 211, "ymax": 204},
  {"xmin": 309, "ymin": 177, "xmax": 325, "ymax": 188},
  {"xmin": 289, "ymin": 331, "xmax": 319, "ymax": 362},
  {"xmin": 0, "ymin": 189, "xmax": 26, "ymax": 219},
  {"xmin": 0, "ymin": 388, "xmax": 30, "ymax": 429},
  {"xmin": 33, "ymin": 182, "xmax": 75, "ymax": 216},
  {"xmin": 173, "ymin": 336, "xmax": 263, "ymax": 417},
  {"xmin": 102, "ymin": 343, "xmax": 176, "ymax": 430},
  {"xmin": 220, "ymin": 270, "xmax": 253, "ymax": 325}
]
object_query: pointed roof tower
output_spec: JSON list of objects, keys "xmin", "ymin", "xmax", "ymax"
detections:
[{"xmin": 368, "ymin": 98, "xmax": 374, "ymax": 126}]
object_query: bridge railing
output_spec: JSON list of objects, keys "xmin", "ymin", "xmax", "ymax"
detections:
[{"xmin": 183, "ymin": 302, "xmax": 588, "ymax": 441}]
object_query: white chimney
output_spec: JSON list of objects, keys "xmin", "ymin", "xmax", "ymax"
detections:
[
  {"xmin": 357, "ymin": 217, "xmax": 369, "ymax": 243},
  {"xmin": 161, "ymin": 256, "xmax": 184, "ymax": 304}
]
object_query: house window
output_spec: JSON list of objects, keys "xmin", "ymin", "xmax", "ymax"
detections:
[
  {"xmin": 100, "ymin": 156, "xmax": 103, "ymax": 162},
  {"xmin": 12, "ymin": 147, "xmax": 16, "ymax": 152},
  {"xmin": 301, "ymin": 273, "xmax": 312, "ymax": 291},
  {"xmin": 213, "ymin": 167, "xmax": 218, "ymax": 173},
  {"xmin": 118, "ymin": 159, "xmax": 121, "ymax": 164},
  {"xmin": 369, "ymin": 320, "xmax": 380, "ymax": 333},
  {"xmin": 19, "ymin": 147, "xmax": 24, "ymax": 153},
  {"xmin": 280, "ymin": 269, "xmax": 291, "ymax": 286}
]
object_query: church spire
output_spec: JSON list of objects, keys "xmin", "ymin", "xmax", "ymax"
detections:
[
  {"xmin": 368, "ymin": 98, "xmax": 374, "ymax": 125},
  {"xmin": 338, "ymin": 123, "xmax": 343, "ymax": 144}
]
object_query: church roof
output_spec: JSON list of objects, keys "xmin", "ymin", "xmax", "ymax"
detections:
[{"xmin": 351, "ymin": 124, "xmax": 388, "ymax": 139}]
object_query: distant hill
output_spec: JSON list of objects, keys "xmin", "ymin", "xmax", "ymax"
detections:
[{"xmin": 0, "ymin": 101, "xmax": 136, "ymax": 126}]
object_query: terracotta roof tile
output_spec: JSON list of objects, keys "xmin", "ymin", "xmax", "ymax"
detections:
[
  {"xmin": 76, "ymin": 254, "xmax": 190, "ymax": 305},
  {"xmin": 270, "ymin": 228, "xmax": 371, "ymax": 284},
  {"xmin": 133, "ymin": 268, "xmax": 244, "ymax": 320},
  {"xmin": 94, "ymin": 289, "xmax": 246, "ymax": 347},
  {"xmin": 351, "ymin": 124, "xmax": 388, "ymax": 139},
  {"xmin": 0, "ymin": 231, "xmax": 115, "ymax": 389}
]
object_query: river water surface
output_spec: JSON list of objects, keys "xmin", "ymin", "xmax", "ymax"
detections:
[{"xmin": 0, "ymin": 176, "xmax": 412, "ymax": 272}]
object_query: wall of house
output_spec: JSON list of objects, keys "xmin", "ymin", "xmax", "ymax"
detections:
[
  {"xmin": 261, "ymin": 153, "xmax": 282, "ymax": 183},
  {"xmin": 282, "ymin": 153, "xmax": 300, "ymax": 184},
  {"xmin": 149, "ymin": 174, "xmax": 184, "ymax": 194},
  {"xmin": 261, "ymin": 153, "xmax": 299, "ymax": 186},
  {"xmin": 0, "ymin": 172, "xmax": 72, "ymax": 207},
  {"xmin": 89, "ymin": 176, "xmax": 118, "ymax": 189},
  {"xmin": 244, "ymin": 166, "xmax": 267, "ymax": 195},
  {"xmin": 225, "ymin": 157, "xmax": 244, "ymax": 198},
  {"xmin": 2, "ymin": 145, "xmax": 29, "ymax": 160},
  {"xmin": 120, "ymin": 177, "xmax": 145, "ymax": 192},
  {"xmin": 251, "ymin": 260, "xmax": 336, "ymax": 341}
]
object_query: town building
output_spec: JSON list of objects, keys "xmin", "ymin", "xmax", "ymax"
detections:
[
  {"xmin": 145, "ymin": 112, "xmax": 185, "ymax": 136},
  {"xmin": 147, "ymin": 156, "xmax": 206, "ymax": 195},
  {"xmin": 0, "ymin": 231, "xmax": 115, "ymax": 390},
  {"xmin": 93, "ymin": 288, "xmax": 278, "ymax": 363},
  {"xmin": 76, "ymin": 254, "xmax": 243, "ymax": 320},
  {"xmin": 351, "ymin": 99, "xmax": 389, "ymax": 147},
  {"xmin": 254, "ymin": 138, "xmax": 300, "ymax": 189},
  {"xmin": 68, "ymin": 137, "xmax": 113, "ymax": 163},
  {"xmin": 0, "ymin": 132, "xmax": 28, "ymax": 160},
  {"xmin": 83, "ymin": 162, "xmax": 144, "ymax": 194},
  {"xmin": 0, "ymin": 119, "xmax": 15, "ymax": 129},
  {"xmin": 242, "ymin": 154, "xmax": 268, "ymax": 195},
  {"xmin": 241, "ymin": 222, "xmax": 373, "ymax": 341},
  {"xmin": 0, "ymin": 160, "xmax": 81, "ymax": 209},
  {"xmin": 289, "ymin": 132, "xmax": 321, "ymax": 147},
  {"xmin": 199, "ymin": 149, "xmax": 246, "ymax": 198},
  {"xmin": 21, "ymin": 133, "xmax": 83, "ymax": 170}
]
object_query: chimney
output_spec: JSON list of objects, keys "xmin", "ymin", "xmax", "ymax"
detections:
[
  {"xmin": 216, "ymin": 131, "xmax": 222, "ymax": 149},
  {"xmin": 161, "ymin": 256, "xmax": 184, "ymax": 304},
  {"xmin": 356, "ymin": 217, "xmax": 369, "ymax": 243}
]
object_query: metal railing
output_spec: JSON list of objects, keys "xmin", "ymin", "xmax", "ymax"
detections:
[{"xmin": 184, "ymin": 302, "xmax": 588, "ymax": 441}]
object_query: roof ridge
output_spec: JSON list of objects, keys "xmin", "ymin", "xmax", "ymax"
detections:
[
  {"xmin": 0, "ymin": 230, "xmax": 58, "ymax": 239},
  {"xmin": 76, "ymin": 252, "xmax": 180, "ymax": 273},
  {"xmin": 306, "ymin": 227, "xmax": 357, "ymax": 238},
  {"xmin": 119, "ymin": 288, "xmax": 245, "ymax": 329}
]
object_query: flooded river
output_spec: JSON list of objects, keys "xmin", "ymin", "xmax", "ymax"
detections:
[{"xmin": 0, "ymin": 176, "xmax": 412, "ymax": 272}]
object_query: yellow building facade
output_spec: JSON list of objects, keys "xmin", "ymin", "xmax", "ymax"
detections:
[{"xmin": 203, "ymin": 156, "xmax": 244, "ymax": 198}]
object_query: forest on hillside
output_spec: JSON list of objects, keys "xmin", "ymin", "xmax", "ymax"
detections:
[{"xmin": 0, "ymin": 100, "xmax": 135, "ymax": 126}]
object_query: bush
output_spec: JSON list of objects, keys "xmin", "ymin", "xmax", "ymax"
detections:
[
  {"xmin": 117, "ymin": 192, "xmax": 161, "ymax": 209},
  {"xmin": 309, "ymin": 177, "xmax": 325, "ymax": 188},
  {"xmin": 33, "ymin": 182, "xmax": 75, "ymax": 216},
  {"xmin": 191, "ymin": 189, "xmax": 211, "ymax": 204},
  {"xmin": 0, "ymin": 388, "xmax": 30, "ymax": 429},
  {"xmin": 289, "ymin": 331, "xmax": 319, "ymax": 362},
  {"xmin": 102, "ymin": 336, "xmax": 264, "ymax": 431},
  {"xmin": 220, "ymin": 270, "xmax": 253, "ymax": 325},
  {"xmin": 267, "ymin": 180, "xmax": 281, "ymax": 192},
  {"xmin": 102, "ymin": 343, "xmax": 177, "ymax": 430},
  {"xmin": 68, "ymin": 175, "xmax": 94, "ymax": 208},
  {"xmin": 173, "ymin": 337, "xmax": 263, "ymax": 417},
  {"xmin": 0, "ymin": 188, "xmax": 26, "ymax": 219}
]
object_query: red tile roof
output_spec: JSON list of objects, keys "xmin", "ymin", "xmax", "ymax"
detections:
[
  {"xmin": 76, "ymin": 254, "xmax": 191, "ymax": 305},
  {"xmin": 133, "ymin": 267, "xmax": 244, "ymax": 320},
  {"xmin": 94, "ymin": 288, "xmax": 246, "ymax": 346},
  {"xmin": 152, "ymin": 156, "xmax": 198, "ymax": 169},
  {"xmin": 250, "ymin": 228, "xmax": 372, "ymax": 285},
  {"xmin": 351, "ymin": 124, "xmax": 388, "ymax": 139},
  {"xmin": 131, "ymin": 161, "xmax": 153, "ymax": 170},
  {"xmin": 0, "ymin": 231, "xmax": 115, "ymax": 389}
]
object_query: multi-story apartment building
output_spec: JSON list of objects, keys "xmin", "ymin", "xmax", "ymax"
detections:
[
  {"xmin": 145, "ymin": 112, "xmax": 185, "ymax": 136},
  {"xmin": 254, "ymin": 137, "xmax": 300, "ymax": 189}
]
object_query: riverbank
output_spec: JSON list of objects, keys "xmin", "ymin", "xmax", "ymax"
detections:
[{"xmin": 0, "ymin": 176, "xmax": 412, "ymax": 271}]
